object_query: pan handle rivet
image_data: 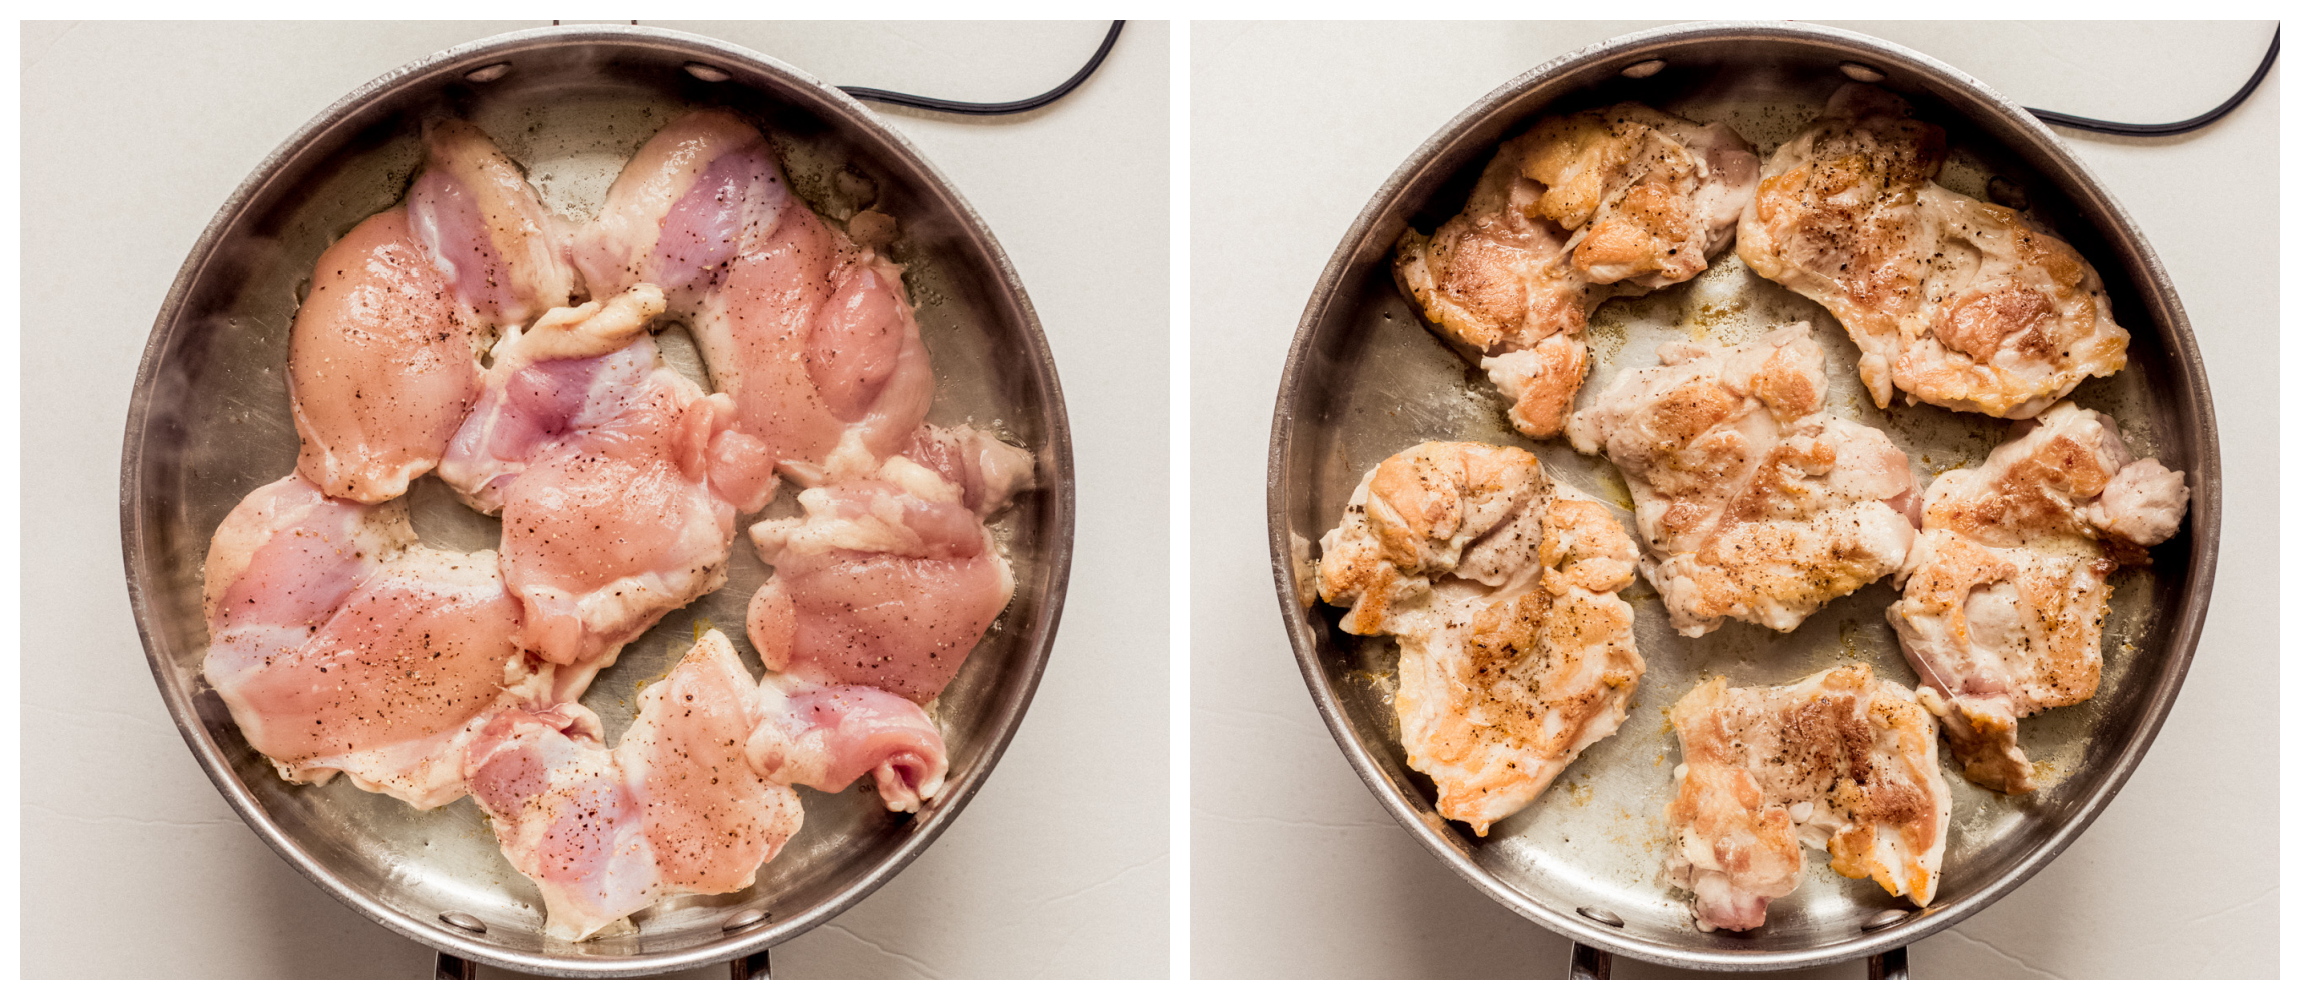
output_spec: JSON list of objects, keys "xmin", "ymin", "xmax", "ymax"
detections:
[
  {"xmin": 685, "ymin": 62, "xmax": 732, "ymax": 83},
  {"xmin": 440, "ymin": 911, "xmax": 488, "ymax": 934},
  {"xmin": 1861, "ymin": 910, "xmax": 1911, "ymax": 931},
  {"xmin": 1620, "ymin": 59, "xmax": 1666, "ymax": 79},
  {"xmin": 1576, "ymin": 906, "xmax": 1625, "ymax": 927},
  {"xmin": 1839, "ymin": 61, "xmax": 1886, "ymax": 83},
  {"xmin": 463, "ymin": 63, "xmax": 511, "ymax": 84},
  {"xmin": 722, "ymin": 907, "xmax": 770, "ymax": 932}
]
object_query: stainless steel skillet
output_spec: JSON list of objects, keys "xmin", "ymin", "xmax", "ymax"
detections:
[
  {"xmin": 120, "ymin": 25, "xmax": 1074, "ymax": 978},
  {"xmin": 1267, "ymin": 20, "xmax": 2218, "ymax": 974}
]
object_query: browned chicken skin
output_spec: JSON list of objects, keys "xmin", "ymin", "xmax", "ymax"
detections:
[
  {"xmin": 1395, "ymin": 103, "xmax": 1758, "ymax": 438},
  {"xmin": 1317, "ymin": 442, "xmax": 1644, "ymax": 835},
  {"xmin": 1738, "ymin": 85, "xmax": 2129, "ymax": 418},
  {"xmin": 1568, "ymin": 323, "xmax": 1921, "ymax": 636},
  {"xmin": 1666, "ymin": 664, "xmax": 1949, "ymax": 932},
  {"xmin": 1887, "ymin": 402, "xmax": 2188, "ymax": 794}
]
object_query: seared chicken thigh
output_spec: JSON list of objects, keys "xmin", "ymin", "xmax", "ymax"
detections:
[
  {"xmin": 1568, "ymin": 322, "xmax": 1920, "ymax": 636},
  {"xmin": 1739, "ymin": 85, "xmax": 2129, "ymax": 418},
  {"xmin": 1317, "ymin": 442, "xmax": 1644, "ymax": 835},
  {"xmin": 1394, "ymin": 103, "xmax": 1758, "ymax": 438},
  {"xmin": 1887, "ymin": 402, "xmax": 2188, "ymax": 793},
  {"xmin": 1666, "ymin": 664, "xmax": 1950, "ymax": 932}
]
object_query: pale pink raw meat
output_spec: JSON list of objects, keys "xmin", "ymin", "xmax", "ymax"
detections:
[
  {"xmin": 747, "ymin": 678, "xmax": 949, "ymax": 813},
  {"xmin": 440, "ymin": 287, "xmax": 741, "ymax": 699},
  {"xmin": 464, "ymin": 631, "xmax": 803, "ymax": 942},
  {"xmin": 290, "ymin": 119, "xmax": 575, "ymax": 504},
  {"xmin": 900, "ymin": 423, "xmax": 1038, "ymax": 517},
  {"xmin": 201, "ymin": 474, "xmax": 544, "ymax": 809},
  {"xmin": 406, "ymin": 119, "xmax": 578, "ymax": 331},
  {"xmin": 574, "ymin": 108, "xmax": 787, "ymax": 315},
  {"xmin": 743, "ymin": 597, "xmax": 951, "ymax": 813},
  {"xmin": 747, "ymin": 476, "xmax": 1015, "ymax": 704},
  {"xmin": 577, "ymin": 110, "xmax": 933, "ymax": 507},
  {"xmin": 287, "ymin": 208, "xmax": 481, "ymax": 505},
  {"xmin": 695, "ymin": 210, "xmax": 935, "ymax": 490}
]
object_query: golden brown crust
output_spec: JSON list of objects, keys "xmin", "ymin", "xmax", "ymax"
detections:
[
  {"xmin": 1316, "ymin": 441, "xmax": 1643, "ymax": 835},
  {"xmin": 1395, "ymin": 103, "xmax": 1756, "ymax": 439},
  {"xmin": 1569, "ymin": 324, "xmax": 1917, "ymax": 636},
  {"xmin": 1666, "ymin": 664, "xmax": 1949, "ymax": 929},
  {"xmin": 1738, "ymin": 85, "xmax": 2127, "ymax": 417}
]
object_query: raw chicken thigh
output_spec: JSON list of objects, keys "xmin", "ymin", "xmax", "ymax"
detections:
[
  {"xmin": 1739, "ymin": 84, "xmax": 2129, "ymax": 418},
  {"xmin": 738, "ymin": 427, "xmax": 1025, "ymax": 806},
  {"xmin": 290, "ymin": 120, "xmax": 574, "ymax": 504},
  {"xmin": 746, "ymin": 454, "xmax": 1019, "ymax": 704},
  {"xmin": 1887, "ymin": 402, "xmax": 2188, "ymax": 794},
  {"xmin": 695, "ymin": 197, "xmax": 935, "ymax": 489},
  {"xmin": 574, "ymin": 108, "xmax": 788, "ymax": 315},
  {"xmin": 1394, "ymin": 102, "xmax": 1758, "ymax": 437},
  {"xmin": 287, "ymin": 208, "xmax": 480, "ymax": 505},
  {"xmin": 1665, "ymin": 664, "xmax": 1949, "ymax": 932},
  {"xmin": 1568, "ymin": 322, "xmax": 1920, "ymax": 637},
  {"xmin": 465, "ymin": 630, "xmax": 802, "ymax": 941},
  {"xmin": 898, "ymin": 423, "xmax": 1039, "ymax": 517},
  {"xmin": 208, "ymin": 102, "xmax": 1021, "ymax": 944},
  {"xmin": 577, "ymin": 109, "xmax": 934, "ymax": 506},
  {"xmin": 1316, "ymin": 442, "xmax": 1644, "ymax": 835},
  {"xmin": 747, "ymin": 678, "xmax": 949, "ymax": 813},
  {"xmin": 407, "ymin": 119, "xmax": 580, "ymax": 332},
  {"xmin": 201, "ymin": 475, "xmax": 543, "ymax": 809},
  {"xmin": 440, "ymin": 287, "xmax": 742, "ymax": 699}
]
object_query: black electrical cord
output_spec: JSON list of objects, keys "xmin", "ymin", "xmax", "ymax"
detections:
[
  {"xmin": 840, "ymin": 21, "xmax": 1124, "ymax": 115},
  {"xmin": 2025, "ymin": 26, "xmax": 2277, "ymax": 137}
]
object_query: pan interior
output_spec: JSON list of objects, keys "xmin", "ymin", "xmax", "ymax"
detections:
[
  {"xmin": 1276, "ymin": 31, "xmax": 2208, "ymax": 969},
  {"xmin": 125, "ymin": 32, "xmax": 1065, "ymax": 972}
]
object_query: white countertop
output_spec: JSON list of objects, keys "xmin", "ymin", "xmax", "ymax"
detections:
[
  {"xmin": 22, "ymin": 20, "xmax": 1168, "ymax": 979},
  {"xmin": 1189, "ymin": 20, "xmax": 2278, "ymax": 979}
]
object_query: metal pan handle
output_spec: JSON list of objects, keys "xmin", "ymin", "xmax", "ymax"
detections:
[
  {"xmin": 431, "ymin": 950, "xmax": 771, "ymax": 979},
  {"xmin": 1563, "ymin": 944, "xmax": 1911, "ymax": 979},
  {"xmin": 1567, "ymin": 942, "xmax": 1611, "ymax": 979}
]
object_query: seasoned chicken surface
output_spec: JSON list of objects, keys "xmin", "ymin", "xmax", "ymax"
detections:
[
  {"xmin": 746, "ymin": 448, "xmax": 1024, "ymax": 705},
  {"xmin": 201, "ymin": 475, "xmax": 545, "ymax": 809},
  {"xmin": 1394, "ymin": 103, "xmax": 1758, "ymax": 438},
  {"xmin": 1568, "ymin": 322, "xmax": 1920, "ymax": 636},
  {"xmin": 747, "ymin": 658, "xmax": 951, "ymax": 814},
  {"xmin": 574, "ymin": 109, "xmax": 789, "ymax": 317},
  {"xmin": 205, "ymin": 107, "xmax": 1019, "ymax": 935},
  {"xmin": 1887, "ymin": 402, "xmax": 2188, "ymax": 793},
  {"xmin": 407, "ymin": 120, "xmax": 579, "ymax": 332},
  {"xmin": 465, "ymin": 630, "xmax": 802, "ymax": 941},
  {"xmin": 441, "ymin": 287, "xmax": 743, "ymax": 700},
  {"xmin": 1666, "ymin": 664, "xmax": 1950, "ymax": 932},
  {"xmin": 286, "ymin": 208, "xmax": 480, "ymax": 505},
  {"xmin": 578, "ymin": 110, "xmax": 934, "ymax": 509},
  {"xmin": 1739, "ymin": 84, "xmax": 2129, "ymax": 418},
  {"xmin": 1316, "ymin": 442, "xmax": 1644, "ymax": 835},
  {"xmin": 289, "ymin": 119, "xmax": 576, "ymax": 505}
]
